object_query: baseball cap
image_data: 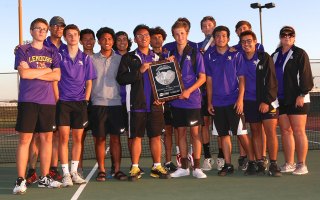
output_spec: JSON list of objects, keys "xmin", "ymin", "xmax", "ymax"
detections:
[
  {"xmin": 279, "ymin": 26, "xmax": 295, "ymax": 35},
  {"xmin": 49, "ymin": 16, "xmax": 66, "ymax": 27}
]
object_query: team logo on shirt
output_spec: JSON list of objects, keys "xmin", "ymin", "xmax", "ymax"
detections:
[
  {"xmin": 227, "ymin": 56, "xmax": 232, "ymax": 60},
  {"xmin": 186, "ymin": 55, "xmax": 191, "ymax": 61},
  {"xmin": 78, "ymin": 60, "xmax": 83, "ymax": 66}
]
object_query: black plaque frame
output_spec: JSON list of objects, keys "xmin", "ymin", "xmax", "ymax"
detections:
[{"xmin": 148, "ymin": 59, "xmax": 184, "ymax": 102}]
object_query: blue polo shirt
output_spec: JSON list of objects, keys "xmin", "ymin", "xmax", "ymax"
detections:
[
  {"xmin": 204, "ymin": 48, "xmax": 245, "ymax": 107},
  {"xmin": 44, "ymin": 36, "xmax": 67, "ymax": 53},
  {"xmin": 58, "ymin": 48, "xmax": 97, "ymax": 101},
  {"xmin": 274, "ymin": 49, "xmax": 289, "ymax": 100},
  {"xmin": 170, "ymin": 49, "xmax": 205, "ymax": 109},
  {"xmin": 243, "ymin": 52, "xmax": 259, "ymax": 101},
  {"xmin": 163, "ymin": 40, "xmax": 198, "ymax": 53}
]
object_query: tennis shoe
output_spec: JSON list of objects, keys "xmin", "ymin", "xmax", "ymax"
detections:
[
  {"xmin": 292, "ymin": 163, "xmax": 308, "ymax": 175},
  {"xmin": 38, "ymin": 175, "xmax": 62, "ymax": 188},
  {"xmin": 62, "ymin": 173, "xmax": 73, "ymax": 187},
  {"xmin": 280, "ymin": 163, "xmax": 296, "ymax": 173},
  {"xmin": 150, "ymin": 165, "xmax": 171, "ymax": 179},
  {"xmin": 71, "ymin": 172, "xmax": 86, "ymax": 184},
  {"xmin": 216, "ymin": 158, "xmax": 225, "ymax": 171},
  {"xmin": 193, "ymin": 168, "xmax": 207, "ymax": 178},
  {"xmin": 171, "ymin": 168, "xmax": 190, "ymax": 178},
  {"xmin": 13, "ymin": 177, "xmax": 27, "ymax": 195}
]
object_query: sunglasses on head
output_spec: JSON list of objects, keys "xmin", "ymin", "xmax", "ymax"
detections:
[{"xmin": 281, "ymin": 32, "xmax": 295, "ymax": 38}]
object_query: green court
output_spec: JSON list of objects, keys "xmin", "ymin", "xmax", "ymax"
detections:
[{"xmin": 1, "ymin": 150, "xmax": 319, "ymax": 200}]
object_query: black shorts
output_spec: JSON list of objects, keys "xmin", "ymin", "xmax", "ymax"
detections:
[
  {"xmin": 15, "ymin": 102, "xmax": 56, "ymax": 133},
  {"xmin": 171, "ymin": 107, "xmax": 203, "ymax": 128},
  {"xmin": 279, "ymin": 99, "xmax": 310, "ymax": 115},
  {"xmin": 244, "ymin": 100, "xmax": 279, "ymax": 123},
  {"xmin": 163, "ymin": 103, "xmax": 173, "ymax": 126},
  {"xmin": 91, "ymin": 105, "xmax": 125, "ymax": 137},
  {"xmin": 212, "ymin": 105, "xmax": 247, "ymax": 137},
  {"xmin": 122, "ymin": 103, "xmax": 129, "ymax": 131},
  {"xmin": 128, "ymin": 106, "xmax": 164, "ymax": 139},
  {"xmin": 56, "ymin": 100, "xmax": 88, "ymax": 129},
  {"xmin": 84, "ymin": 100, "xmax": 92, "ymax": 132}
]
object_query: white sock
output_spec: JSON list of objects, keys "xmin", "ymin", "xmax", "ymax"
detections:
[
  {"xmin": 153, "ymin": 163, "xmax": 161, "ymax": 167},
  {"xmin": 176, "ymin": 146, "xmax": 180, "ymax": 154},
  {"xmin": 132, "ymin": 164, "xmax": 139, "ymax": 168},
  {"xmin": 71, "ymin": 160, "xmax": 79, "ymax": 174},
  {"xmin": 61, "ymin": 164, "xmax": 69, "ymax": 176}
]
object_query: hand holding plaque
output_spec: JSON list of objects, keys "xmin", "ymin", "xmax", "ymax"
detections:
[{"xmin": 148, "ymin": 59, "xmax": 184, "ymax": 102}]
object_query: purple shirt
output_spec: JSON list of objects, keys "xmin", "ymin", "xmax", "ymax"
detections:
[
  {"xmin": 14, "ymin": 44, "xmax": 60, "ymax": 105},
  {"xmin": 274, "ymin": 50, "xmax": 289, "ymax": 100},
  {"xmin": 243, "ymin": 52, "xmax": 259, "ymax": 101},
  {"xmin": 44, "ymin": 36, "xmax": 67, "ymax": 54},
  {"xmin": 163, "ymin": 40, "xmax": 198, "ymax": 53},
  {"xmin": 204, "ymin": 48, "xmax": 245, "ymax": 107},
  {"xmin": 170, "ymin": 49, "xmax": 205, "ymax": 109},
  {"xmin": 58, "ymin": 48, "xmax": 97, "ymax": 101},
  {"xmin": 132, "ymin": 49, "xmax": 157, "ymax": 112}
]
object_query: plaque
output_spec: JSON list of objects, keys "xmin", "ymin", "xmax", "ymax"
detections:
[{"xmin": 148, "ymin": 59, "xmax": 184, "ymax": 102}]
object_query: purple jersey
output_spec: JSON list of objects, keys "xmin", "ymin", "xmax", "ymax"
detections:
[
  {"xmin": 14, "ymin": 44, "xmax": 60, "ymax": 105},
  {"xmin": 58, "ymin": 48, "xmax": 97, "ymax": 101},
  {"xmin": 170, "ymin": 48, "xmax": 205, "ymax": 109},
  {"xmin": 274, "ymin": 50, "xmax": 289, "ymax": 100},
  {"xmin": 243, "ymin": 52, "xmax": 259, "ymax": 101},
  {"xmin": 44, "ymin": 36, "xmax": 67, "ymax": 54},
  {"xmin": 204, "ymin": 48, "xmax": 245, "ymax": 107}
]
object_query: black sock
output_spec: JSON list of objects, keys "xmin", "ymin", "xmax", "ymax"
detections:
[
  {"xmin": 28, "ymin": 168, "xmax": 35, "ymax": 174},
  {"xmin": 270, "ymin": 160, "xmax": 277, "ymax": 164},
  {"xmin": 203, "ymin": 143, "xmax": 211, "ymax": 158},
  {"xmin": 50, "ymin": 166, "xmax": 58, "ymax": 171},
  {"xmin": 218, "ymin": 148, "xmax": 224, "ymax": 158}
]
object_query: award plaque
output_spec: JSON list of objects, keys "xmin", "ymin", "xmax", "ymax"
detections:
[{"xmin": 148, "ymin": 59, "xmax": 184, "ymax": 102}]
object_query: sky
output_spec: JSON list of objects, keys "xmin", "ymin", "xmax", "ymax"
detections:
[{"xmin": 0, "ymin": 0, "xmax": 319, "ymax": 100}]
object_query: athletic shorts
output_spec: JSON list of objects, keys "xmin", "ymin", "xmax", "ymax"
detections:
[
  {"xmin": 163, "ymin": 103, "xmax": 173, "ymax": 126},
  {"xmin": 171, "ymin": 107, "xmax": 203, "ymax": 128},
  {"xmin": 56, "ymin": 100, "xmax": 88, "ymax": 129},
  {"xmin": 84, "ymin": 100, "xmax": 92, "ymax": 132},
  {"xmin": 90, "ymin": 105, "xmax": 125, "ymax": 137},
  {"xmin": 122, "ymin": 103, "xmax": 129, "ymax": 131},
  {"xmin": 15, "ymin": 102, "xmax": 56, "ymax": 133},
  {"xmin": 211, "ymin": 105, "xmax": 247, "ymax": 137},
  {"xmin": 244, "ymin": 100, "xmax": 278, "ymax": 123},
  {"xmin": 128, "ymin": 106, "xmax": 164, "ymax": 139},
  {"xmin": 279, "ymin": 99, "xmax": 310, "ymax": 115}
]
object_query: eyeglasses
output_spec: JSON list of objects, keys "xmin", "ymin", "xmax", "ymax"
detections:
[
  {"xmin": 281, "ymin": 33, "xmax": 295, "ymax": 38},
  {"xmin": 136, "ymin": 33, "xmax": 150, "ymax": 39},
  {"xmin": 32, "ymin": 27, "xmax": 48, "ymax": 33},
  {"xmin": 53, "ymin": 25, "xmax": 65, "ymax": 30},
  {"xmin": 241, "ymin": 39, "xmax": 253, "ymax": 45}
]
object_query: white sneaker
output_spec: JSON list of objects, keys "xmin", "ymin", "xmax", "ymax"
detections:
[
  {"xmin": 202, "ymin": 158, "xmax": 213, "ymax": 171},
  {"xmin": 71, "ymin": 172, "xmax": 86, "ymax": 184},
  {"xmin": 280, "ymin": 163, "xmax": 296, "ymax": 173},
  {"xmin": 193, "ymin": 168, "xmax": 207, "ymax": 178},
  {"xmin": 38, "ymin": 175, "xmax": 62, "ymax": 188},
  {"xmin": 62, "ymin": 173, "xmax": 73, "ymax": 187},
  {"xmin": 13, "ymin": 177, "xmax": 27, "ymax": 195},
  {"xmin": 170, "ymin": 168, "xmax": 190, "ymax": 178},
  {"xmin": 292, "ymin": 163, "xmax": 308, "ymax": 175},
  {"xmin": 216, "ymin": 158, "xmax": 225, "ymax": 171}
]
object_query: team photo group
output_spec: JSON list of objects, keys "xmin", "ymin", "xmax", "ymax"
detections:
[{"xmin": 12, "ymin": 15, "xmax": 314, "ymax": 195}]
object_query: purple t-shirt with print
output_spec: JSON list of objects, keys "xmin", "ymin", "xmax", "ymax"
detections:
[
  {"xmin": 14, "ymin": 44, "xmax": 60, "ymax": 105},
  {"xmin": 58, "ymin": 48, "xmax": 97, "ymax": 101},
  {"xmin": 204, "ymin": 48, "xmax": 245, "ymax": 107},
  {"xmin": 170, "ymin": 49, "xmax": 205, "ymax": 109}
]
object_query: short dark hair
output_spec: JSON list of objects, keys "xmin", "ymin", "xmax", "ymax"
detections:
[
  {"xmin": 112, "ymin": 31, "xmax": 132, "ymax": 52},
  {"xmin": 30, "ymin": 18, "xmax": 48, "ymax": 30},
  {"xmin": 149, "ymin": 26, "xmax": 167, "ymax": 41},
  {"xmin": 239, "ymin": 30, "xmax": 257, "ymax": 41},
  {"xmin": 133, "ymin": 24, "xmax": 150, "ymax": 37},
  {"xmin": 96, "ymin": 27, "xmax": 115, "ymax": 41},
  {"xmin": 171, "ymin": 20, "xmax": 190, "ymax": 36},
  {"xmin": 80, "ymin": 28, "xmax": 95, "ymax": 41},
  {"xmin": 235, "ymin": 21, "xmax": 252, "ymax": 31},
  {"xmin": 63, "ymin": 24, "xmax": 80, "ymax": 37},
  {"xmin": 213, "ymin": 26, "xmax": 230, "ymax": 38},
  {"xmin": 200, "ymin": 16, "xmax": 216, "ymax": 29}
]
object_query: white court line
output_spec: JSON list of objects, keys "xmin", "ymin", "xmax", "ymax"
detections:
[{"xmin": 70, "ymin": 162, "xmax": 98, "ymax": 200}]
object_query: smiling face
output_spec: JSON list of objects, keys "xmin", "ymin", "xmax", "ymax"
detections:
[
  {"xmin": 173, "ymin": 27, "xmax": 188, "ymax": 46},
  {"xmin": 80, "ymin": 33, "xmax": 95, "ymax": 52},
  {"xmin": 98, "ymin": 33, "xmax": 114, "ymax": 52},
  {"xmin": 214, "ymin": 30, "xmax": 229, "ymax": 48},
  {"xmin": 116, "ymin": 34, "xmax": 129, "ymax": 52},
  {"xmin": 241, "ymin": 34, "xmax": 257, "ymax": 54},
  {"xmin": 134, "ymin": 28, "xmax": 150, "ymax": 49}
]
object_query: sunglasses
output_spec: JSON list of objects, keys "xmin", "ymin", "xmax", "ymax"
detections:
[{"xmin": 281, "ymin": 33, "xmax": 295, "ymax": 38}]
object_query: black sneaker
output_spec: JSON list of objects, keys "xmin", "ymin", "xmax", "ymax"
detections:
[
  {"xmin": 257, "ymin": 160, "xmax": 266, "ymax": 175},
  {"xmin": 268, "ymin": 163, "xmax": 282, "ymax": 177},
  {"xmin": 238, "ymin": 156, "xmax": 248, "ymax": 171},
  {"xmin": 245, "ymin": 161, "xmax": 257, "ymax": 176},
  {"xmin": 150, "ymin": 165, "xmax": 171, "ymax": 179},
  {"xmin": 218, "ymin": 164, "xmax": 234, "ymax": 176},
  {"xmin": 164, "ymin": 162, "xmax": 178, "ymax": 172}
]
